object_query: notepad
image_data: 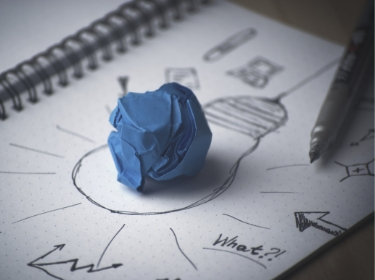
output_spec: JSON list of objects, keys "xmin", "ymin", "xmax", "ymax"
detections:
[{"xmin": 0, "ymin": 1, "xmax": 373, "ymax": 279}]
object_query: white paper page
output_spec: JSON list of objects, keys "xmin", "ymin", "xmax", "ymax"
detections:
[
  {"xmin": 0, "ymin": 1, "xmax": 373, "ymax": 280},
  {"xmin": 0, "ymin": 0, "xmax": 129, "ymax": 71}
]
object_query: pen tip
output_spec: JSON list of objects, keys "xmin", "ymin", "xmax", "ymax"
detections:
[{"xmin": 309, "ymin": 150, "xmax": 319, "ymax": 163}]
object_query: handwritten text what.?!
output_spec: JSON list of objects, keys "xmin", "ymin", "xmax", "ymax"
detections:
[{"xmin": 210, "ymin": 234, "xmax": 286, "ymax": 261}]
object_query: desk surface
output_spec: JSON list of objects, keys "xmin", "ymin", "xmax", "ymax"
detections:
[{"xmin": 230, "ymin": 0, "xmax": 374, "ymax": 279}]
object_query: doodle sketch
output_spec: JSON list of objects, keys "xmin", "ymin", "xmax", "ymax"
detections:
[
  {"xmin": 28, "ymin": 244, "xmax": 123, "ymax": 280},
  {"xmin": 118, "ymin": 76, "xmax": 129, "ymax": 96},
  {"xmin": 12, "ymin": 203, "xmax": 81, "ymax": 224},
  {"xmin": 203, "ymin": 58, "xmax": 339, "ymax": 190},
  {"xmin": 27, "ymin": 225, "xmax": 125, "ymax": 279},
  {"xmin": 105, "ymin": 76, "xmax": 130, "ymax": 114},
  {"xmin": 203, "ymin": 28, "xmax": 257, "ymax": 62},
  {"xmin": 71, "ymin": 59, "xmax": 339, "ymax": 216},
  {"xmin": 223, "ymin": 213, "xmax": 270, "ymax": 229},
  {"xmin": 294, "ymin": 212, "xmax": 347, "ymax": 236},
  {"xmin": 335, "ymin": 159, "xmax": 374, "ymax": 182},
  {"xmin": 1, "ymin": 1, "xmax": 373, "ymax": 280},
  {"xmin": 165, "ymin": 68, "xmax": 200, "ymax": 89},
  {"xmin": 227, "ymin": 56, "xmax": 284, "ymax": 88},
  {"xmin": 9, "ymin": 142, "xmax": 64, "ymax": 158},
  {"xmin": 350, "ymin": 128, "xmax": 374, "ymax": 146},
  {"xmin": 170, "ymin": 228, "xmax": 197, "ymax": 270},
  {"xmin": 57, "ymin": 125, "xmax": 95, "ymax": 143}
]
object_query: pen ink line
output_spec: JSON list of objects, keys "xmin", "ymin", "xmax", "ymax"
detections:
[
  {"xmin": 276, "ymin": 58, "xmax": 340, "ymax": 100},
  {"xmin": 118, "ymin": 76, "xmax": 129, "ymax": 96},
  {"xmin": 97, "ymin": 224, "xmax": 125, "ymax": 268},
  {"xmin": 223, "ymin": 214, "xmax": 270, "ymax": 230},
  {"xmin": 0, "ymin": 171, "xmax": 56, "ymax": 175},
  {"xmin": 9, "ymin": 143, "xmax": 64, "ymax": 158},
  {"xmin": 266, "ymin": 164, "xmax": 309, "ymax": 171},
  {"xmin": 56, "ymin": 125, "xmax": 95, "ymax": 143},
  {"xmin": 12, "ymin": 203, "xmax": 81, "ymax": 224},
  {"xmin": 170, "ymin": 228, "xmax": 198, "ymax": 270},
  {"xmin": 27, "ymin": 244, "xmax": 123, "ymax": 278},
  {"xmin": 203, "ymin": 248, "xmax": 266, "ymax": 269}
]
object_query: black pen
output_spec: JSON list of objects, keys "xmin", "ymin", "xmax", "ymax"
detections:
[{"xmin": 309, "ymin": 0, "xmax": 374, "ymax": 163}]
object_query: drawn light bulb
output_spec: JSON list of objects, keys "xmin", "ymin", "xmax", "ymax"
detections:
[
  {"xmin": 72, "ymin": 59, "xmax": 339, "ymax": 215},
  {"xmin": 71, "ymin": 93, "xmax": 288, "ymax": 215},
  {"xmin": 201, "ymin": 95, "xmax": 288, "ymax": 197},
  {"xmin": 199, "ymin": 58, "xmax": 339, "ymax": 195},
  {"xmin": 204, "ymin": 95, "xmax": 288, "ymax": 144}
]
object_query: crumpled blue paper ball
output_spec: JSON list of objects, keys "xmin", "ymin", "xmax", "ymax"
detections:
[{"xmin": 108, "ymin": 83, "xmax": 212, "ymax": 192}]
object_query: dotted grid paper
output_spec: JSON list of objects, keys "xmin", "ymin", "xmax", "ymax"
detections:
[{"xmin": 0, "ymin": 1, "xmax": 373, "ymax": 280}]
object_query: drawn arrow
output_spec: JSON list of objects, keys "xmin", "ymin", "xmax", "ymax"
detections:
[
  {"xmin": 294, "ymin": 212, "xmax": 347, "ymax": 236},
  {"xmin": 28, "ymin": 244, "xmax": 122, "ymax": 280},
  {"xmin": 28, "ymin": 244, "xmax": 65, "ymax": 266},
  {"xmin": 28, "ymin": 244, "xmax": 66, "ymax": 280}
]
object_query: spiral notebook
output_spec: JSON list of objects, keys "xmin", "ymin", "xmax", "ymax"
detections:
[{"xmin": 0, "ymin": 1, "xmax": 373, "ymax": 279}]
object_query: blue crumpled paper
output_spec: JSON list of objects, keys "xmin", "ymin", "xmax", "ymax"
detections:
[{"xmin": 108, "ymin": 83, "xmax": 212, "ymax": 192}]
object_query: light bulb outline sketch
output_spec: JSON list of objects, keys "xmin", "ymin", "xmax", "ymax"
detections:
[
  {"xmin": 203, "ymin": 57, "xmax": 340, "ymax": 194},
  {"xmin": 71, "ymin": 58, "xmax": 339, "ymax": 215}
]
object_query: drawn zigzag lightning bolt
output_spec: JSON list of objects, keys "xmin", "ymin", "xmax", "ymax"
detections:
[{"xmin": 28, "ymin": 244, "xmax": 122, "ymax": 280}]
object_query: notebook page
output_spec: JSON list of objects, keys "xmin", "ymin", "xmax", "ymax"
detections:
[
  {"xmin": 0, "ymin": 0, "xmax": 128, "ymax": 71},
  {"xmin": 0, "ymin": 1, "xmax": 373, "ymax": 280}
]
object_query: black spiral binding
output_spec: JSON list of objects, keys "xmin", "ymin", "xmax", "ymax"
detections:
[{"xmin": 0, "ymin": 0, "xmax": 209, "ymax": 120}]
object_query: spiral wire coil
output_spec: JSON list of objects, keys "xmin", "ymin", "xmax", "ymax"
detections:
[{"xmin": 0, "ymin": 0, "xmax": 209, "ymax": 120}]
